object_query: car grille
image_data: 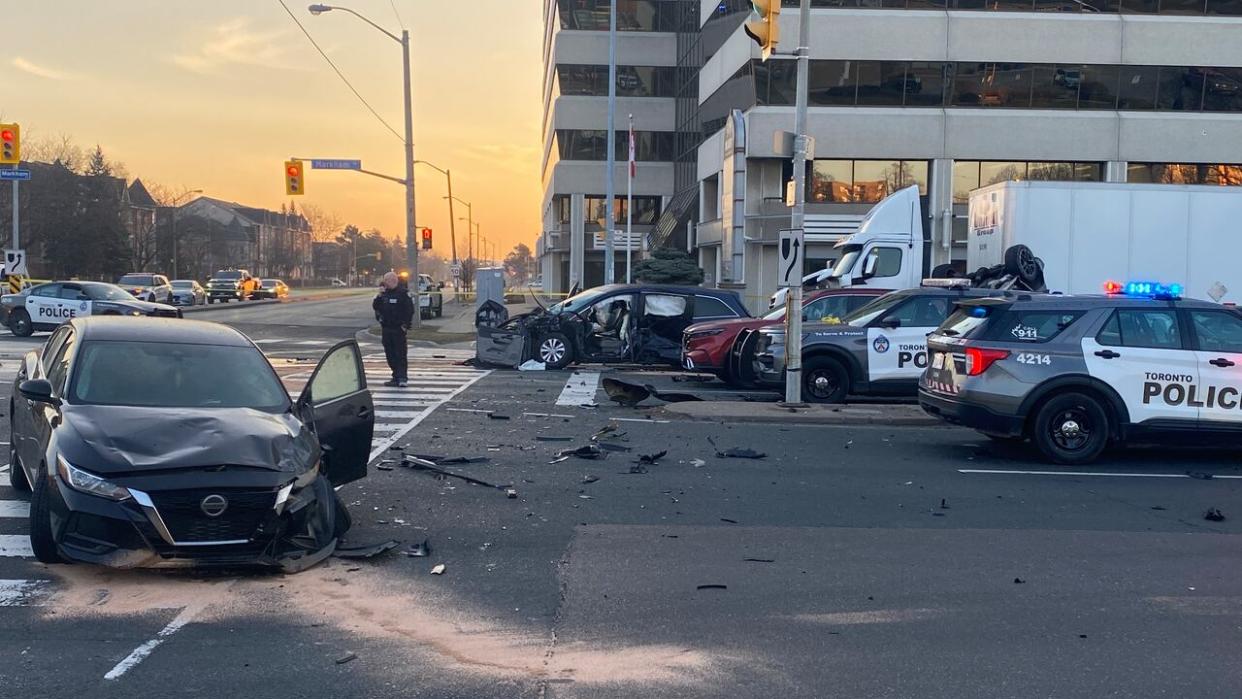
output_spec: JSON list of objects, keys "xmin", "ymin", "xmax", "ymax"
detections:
[{"xmin": 149, "ymin": 489, "xmax": 275, "ymax": 543}]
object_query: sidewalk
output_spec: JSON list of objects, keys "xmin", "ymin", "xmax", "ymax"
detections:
[{"xmin": 658, "ymin": 400, "xmax": 940, "ymax": 426}]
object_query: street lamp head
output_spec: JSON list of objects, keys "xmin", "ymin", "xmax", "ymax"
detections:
[{"xmin": 308, "ymin": 4, "xmax": 332, "ymax": 15}]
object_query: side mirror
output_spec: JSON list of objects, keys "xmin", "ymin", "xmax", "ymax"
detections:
[
  {"xmin": 19, "ymin": 379, "xmax": 60, "ymax": 407},
  {"xmin": 880, "ymin": 317, "xmax": 901, "ymax": 329},
  {"xmin": 862, "ymin": 255, "xmax": 879, "ymax": 279}
]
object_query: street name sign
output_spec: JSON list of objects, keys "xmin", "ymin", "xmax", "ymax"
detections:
[
  {"xmin": 310, "ymin": 159, "xmax": 362, "ymax": 170},
  {"xmin": 0, "ymin": 169, "xmax": 31, "ymax": 181}
]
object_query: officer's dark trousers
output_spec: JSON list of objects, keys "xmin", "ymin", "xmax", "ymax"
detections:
[{"xmin": 381, "ymin": 326, "xmax": 408, "ymax": 382}]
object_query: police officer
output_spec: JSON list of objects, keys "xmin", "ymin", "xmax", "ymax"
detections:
[{"xmin": 373, "ymin": 271, "xmax": 414, "ymax": 387}]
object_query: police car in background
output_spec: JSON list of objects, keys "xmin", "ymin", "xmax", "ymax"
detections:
[
  {"xmin": 1, "ymin": 281, "xmax": 180, "ymax": 337},
  {"xmin": 919, "ymin": 281, "xmax": 1242, "ymax": 464},
  {"xmin": 748, "ymin": 283, "xmax": 1022, "ymax": 402}
]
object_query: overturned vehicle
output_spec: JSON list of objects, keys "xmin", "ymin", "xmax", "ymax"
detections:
[
  {"xmin": 10, "ymin": 317, "xmax": 375, "ymax": 572},
  {"xmin": 476, "ymin": 284, "xmax": 750, "ymax": 369}
]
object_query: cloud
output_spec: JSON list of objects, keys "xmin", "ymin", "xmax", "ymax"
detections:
[
  {"xmin": 172, "ymin": 17, "xmax": 301, "ymax": 74},
  {"xmin": 11, "ymin": 57, "xmax": 75, "ymax": 81}
]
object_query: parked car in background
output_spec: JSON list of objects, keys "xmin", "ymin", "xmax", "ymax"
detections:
[
  {"xmin": 684, "ymin": 287, "xmax": 887, "ymax": 386},
  {"xmin": 1, "ymin": 281, "xmax": 181, "ymax": 337},
  {"xmin": 477, "ymin": 284, "xmax": 749, "ymax": 369},
  {"xmin": 117, "ymin": 273, "xmax": 172, "ymax": 304},
  {"xmin": 253, "ymin": 279, "xmax": 290, "ymax": 300},
  {"xmin": 768, "ymin": 264, "xmax": 840, "ymax": 310},
  {"xmin": 330, "ymin": 278, "xmax": 348, "ymax": 287},
  {"xmin": 416, "ymin": 274, "xmax": 443, "ymax": 319},
  {"xmin": 169, "ymin": 280, "xmax": 206, "ymax": 306},
  {"xmin": 206, "ymin": 269, "xmax": 260, "ymax": 303}
]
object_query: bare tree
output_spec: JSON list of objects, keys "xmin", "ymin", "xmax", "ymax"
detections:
[
  {"xmin": 301, "ymin": 203, "xmax": 344, "ymax": 243},
  {"xmin": 20, "ymin": 132, "xmax": 86, "ymax": 172}
]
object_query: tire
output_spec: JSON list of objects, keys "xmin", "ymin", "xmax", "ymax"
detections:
[
  {"xmin": 1031, "ymin": 391, "xmax": 1110, "ymax": 465},
  {"xmin": 1003, "ymin": 244, "xmax": 1041, "ymax": 285},
  {"xmin": 29, "ymin": 464, "xmax": 63, "ymax": 564},
  {"xmin": 537, "ymin": 332, "xmax": 574, "ymax": 370},
  {"xmin": 930, "ymin": 263, "xmax": 958, "ymax": 278},
  {"xmin": 333, "ymin": 490, "xmax": 352, "ymax": 539},
  {"xmin": 8, "ymin": 443, "xmax": 29, "ymax": 492},
  {"xmin": 207, "ymin": 298, "xmax": 215, "ymax": 305},
  {"xmin": 8, "ymin": 310, "xmax": 32, "ymax": 337},
  {"xmin": 802, "ymin": 356, "xmax": 849, "ymax": 404}
]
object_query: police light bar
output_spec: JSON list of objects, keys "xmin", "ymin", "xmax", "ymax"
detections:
[
  {"xmin": 1103, "ymin": 280, "xmax": 1183, "ymax": 298},
  {"xmin": 922, "ymin": 278, "xmax": 971, "ymax": 288}
]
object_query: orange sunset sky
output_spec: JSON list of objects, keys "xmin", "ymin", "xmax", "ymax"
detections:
[{"xmin": 5, "ymin": 0, "xmax": 543, "ymax": 259}]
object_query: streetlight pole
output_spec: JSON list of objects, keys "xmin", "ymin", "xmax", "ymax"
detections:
[
  {"xmin": 168, "ymin": 188, "xmax": 202, "ymax": 279},
  {"xmin": 415, "ymin": 160, "xmax": 458, "ymax": 266},
  {"xmin": 308, "ymin": 4, "xmax": 419, "ymax": 327}
]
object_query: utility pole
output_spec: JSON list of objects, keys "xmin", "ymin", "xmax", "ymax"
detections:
[
  {"xmin": 401, "ymin": 28, "xmax": 420, "ymax": 328},
  {"xmin": 603, "ymin": 0, "xmax": 617, "ymax": 284},
  {"xmin": 784, "ymin": 0, "xmax": 811, "ymax": 404}
]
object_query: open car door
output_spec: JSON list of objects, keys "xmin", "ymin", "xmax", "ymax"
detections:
[
  {"xmin": 476, "ymin": 317, "xmax": 529, "ymax": 367},
  {"xmin": 636, "ymin": 292, "xmax": 695, "ymax": 364},
  {"xmin": 295, "ymin": 340, "xmax": 374, "ymax": 486}
]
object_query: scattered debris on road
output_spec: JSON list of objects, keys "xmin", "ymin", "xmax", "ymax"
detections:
[
  {"xmin": 628, "ymin": 464, "xmax": 649, "ymax": 474},
  {"xmin": 708, "ymin": 437, "xmax": 766, "ymax": 459},
  {"xmin": 602, "ymin": 378, "xmax": 706, "ymax": 407},
  {"xmin": 1014, "ymin": 577, "xmax": 1026, "ymax": 584},
  {"xmin": 744, "ymin": 558, "xmax": 775, "ymax": 563},
  {"xmin": 430, "ymin": 564, "xmax": 446, "ymax": 575},
  {"xmin": 333, "ymin": 540, "xmax": 400, "ymax": 559},
  {"xmin": 559, "ymin": 445, "xmax": 605, "ymax": 460},
  {"xmin": 406, "ymin": 539, "xmax": 431, "ymax": 558},
  {"xmin": 488, "ymin": 412, "xmax": 512, "ymax": 420},
  {"xmin": 597, "ymin": 442, "xmax": 632, "ymax": 452},
  {"xmin": 696, "ymin": 584, "xmax": 728, "ymax": 591},
  {"xmin": 402, "ymin": 456, "xmax": 514, "ymax": 492},
  {"xmin": 581, "ymin": 475, "xmax": 600, "ymax": 484},
  {"xmin": 1204, "ymin": 507, "xmax": 1226, "ymax": 522},
  {"xmin": 536, "ymin": 435, "xmax": 574, "ymax": 442},
  {"xmin": 518, "ymin": 359, "xmax": 546, "ymax": 371},
  {"xmin": 940, "ymin": 498, "xmax": 950, "ymax": 510},
  {"xmin": 335, "ymin": 652, "xmax": 358, "ymax": 665},
  {"xmin": 720, "ymin": 518, "xmax": 739, "ymax": 524},
  {"xmin": 637, "ymin": 450, "xmax": 667, "ymax": 465}
]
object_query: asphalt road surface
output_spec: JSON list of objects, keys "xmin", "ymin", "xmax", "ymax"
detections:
[{"xmin": 1, "ymin": 295, "xmax": 1240, "ymax": 698}]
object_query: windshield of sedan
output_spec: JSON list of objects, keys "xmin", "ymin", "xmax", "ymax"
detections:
[
  {"xmin": 118, "ymin": 274, "xmax": 155, "ymax": 286},
  {"xmin": 82, "ymin": 283, "xmax": 137, "ymax": 301},
  {"xmin": 840, "ymin": 292, "xmax": 908, "ymax": 327},
  {"xmin": 71, "ymin": 341, "xmax": 289, "ymax": 410}
]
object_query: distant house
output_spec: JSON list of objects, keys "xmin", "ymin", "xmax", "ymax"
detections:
[
  {"xmin": 169, "ymin": 197, "xmax": 313, "ymax": 282},
  {"xmin": 123, "ymin": 179, "xmax": 159, "ymax": 272}
]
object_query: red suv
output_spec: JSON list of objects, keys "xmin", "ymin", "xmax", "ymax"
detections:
[{"xmin": 682, "ymin": 288, "xmax": 887, "ymax": 386}]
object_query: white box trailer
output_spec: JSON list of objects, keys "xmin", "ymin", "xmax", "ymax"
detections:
[{"xmin": 968, "ymin": 180, "xmax": 1242, "ymax": 302}]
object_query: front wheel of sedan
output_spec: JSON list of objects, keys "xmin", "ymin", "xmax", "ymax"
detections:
[
  {"xmin": 537, "ymin": 333, "xmax": 574, "ymax": 370},
  {"xmin": 1032, "ymin": 391, "xmax": 1110, "ymax": 465},
  {"xmin": 29, "ymin": 465, "xmax": 63, "ymax": 564}
]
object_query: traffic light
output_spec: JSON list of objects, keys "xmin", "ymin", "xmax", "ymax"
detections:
[
  {"xmin": 421, "ymin": 227, "xmax": 432, "ymax": 250},
  {"xmin": 743, "ymin": 0, "xmax": 781, "ymax": 61},
  {"xmin": 0, "ymin": 124, "xmax": 20, "ymax": 165},
  {"xmin": 284, "ymin": 160, "xmax": 304, "ymax": 196}
]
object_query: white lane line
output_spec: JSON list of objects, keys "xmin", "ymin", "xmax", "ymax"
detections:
[
  {"xmin": 0, "ymin": 535, "xmax": 33, "ymax": 557},
  {"xmin": 0, "ymin": 579, "xmax": 53, "ymax": 607},
  {"xmin": 292, "ymin": 340, "xmax": 332, "ymax": 346},
  {"xmin": 556, "ymin": 371, "xmax": 600, "ymax": 407},
  {"xmin": 959, "ymin": 469, "xmax": 1242, "ymax": 479},
  {"xmin": 104, "ymin": 605, "xmax": 201, "ymax": 681},
  {"xmin": 447, "ymin": 408, "xmax": 492, "ymax": 415},
  {"xmin": 376, "ymin": 410, "xmax": 425, "ymax": 419},
  {"xmin": 0, "ymin": 464, "xmax": 8, "ymax": 475},
  {"xmin": 367, "ymin": 369, "xmax": 492, "ymax": 462},
  {"xmin": 374, "ymin": 401, "xmax": 436, "ymax": 408},
  {"xmin": 610, "ymin": 417, "xmax": 671, "ymax": 424},
  {"xmin": 0, "ymin": 500, "xmax": 30, "ymax": 518}
]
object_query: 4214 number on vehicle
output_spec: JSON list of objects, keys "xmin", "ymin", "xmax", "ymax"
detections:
[{"xmin": 1015, "ymin": 352, "xmax": 1051, "ymax": 365}]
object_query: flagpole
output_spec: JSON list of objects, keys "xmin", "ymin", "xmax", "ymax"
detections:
[{"xmin": 626, "ymin": 113, "xmax": 634, "ymax": 284}]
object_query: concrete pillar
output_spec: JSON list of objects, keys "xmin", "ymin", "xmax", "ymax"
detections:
[
  {"xmin": 1105, "ymin": 161, "xmax": 1128, "ymax": 183},
  {"xmin": 569, "ymin": 193, "xmax": 585, "ymax": 291},
  {"xmin": 928, "ymin": 158, "xmax": 955, "ymax": 268}
]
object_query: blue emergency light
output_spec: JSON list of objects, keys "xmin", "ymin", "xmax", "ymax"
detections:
[{"xmin": 1104, "ymin": 280, "xmax": 1183, "ymax": 298}]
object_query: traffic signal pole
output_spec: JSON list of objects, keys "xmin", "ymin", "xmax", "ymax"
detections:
[
  {"xmin": 401, "ymin": 28, "xmax": 421, "ymax": 329},
  {"xmin": 784, "ymin": 0, "xmax": 811, "ymax": 404}
]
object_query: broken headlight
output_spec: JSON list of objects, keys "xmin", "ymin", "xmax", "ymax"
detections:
[{"xmin": 57, "ymin": 455, "xmax": 131, "ymax": 501}]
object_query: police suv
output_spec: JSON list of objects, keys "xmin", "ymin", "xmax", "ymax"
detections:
[
  {"xmin": 919, "ymin": 282, "xmax": 1242, "ymax": 464},
  {"xmin": 1, "ymin": 281, "xmax": 180, "ymax": 337},
  {"xmin": 747, "ymin": 284, "xmax": 1019, "ymax": 402}
]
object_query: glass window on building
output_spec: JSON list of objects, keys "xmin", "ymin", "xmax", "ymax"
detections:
[
  {"xmin": 1130, "ymin": 163, "xmax": 1242, "ymax": 184},
  {"xmin": 1027, "ymin": 162, "xmax": 1076, "ymax": 180},
  {"xmin": 1207, "ymin": 0, "xmax": 1242, "ymax": 13},
  {"xmin": 1156, "ymin": 66, "xmax": 1205, "ymax": 110},
  {"xmin": 953, "ymin": 161, "xmax": 982, "ymax": 204},
  {"xmin": 808, "ymin": 61, "xmax": 856, "ymax": 106},
  {"xmin": 981, "ymin": 161, "xmax": 1028, "ymax": 187},
  {"xmin": 897, "ymin": 161, "xmax": 930, "ymax": 194},
  {"xmin": 810, "ymin": 160, "xmax": 853, "ymax": 202},
  {"xmin": 1078, "ymin": 65, "xmax": 1120, "ymax": 109},
  {"xmin": 557, "ymin": 0, "xmax": 678, "ymax": 31},
  {"xmin": 1201, "ymin": 68, "xmax": 1242, "ymax": 112},
  {"xmin": 1030, "ymin": 65, "xmax": 1081, "ymax": 108},
  {"xmin": 854, "ymin": 62, "xmax": 906, "ymax": 106},
  {"xmin": 1160, "ymin": 0, "xmax": 1208, "ymax": 13},
  {"xmin": 853, "ymin": 160, "xmax": 901, "ymax": 202},
  {"xmin": 953, "ymin": 63, "xmax": 1035, "ymax": 107},
  {"xmin": 904, "ymin": 62, "xmax": 950, "ymax": 107},
  {"xmin": 1117, "ymin": 66, "xmax": 1159, "ymax": 109}
]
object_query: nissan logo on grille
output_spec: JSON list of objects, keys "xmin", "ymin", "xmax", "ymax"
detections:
[{"xmin": 200, "ymin": 494, "xmax": 228, "ymax": 518}]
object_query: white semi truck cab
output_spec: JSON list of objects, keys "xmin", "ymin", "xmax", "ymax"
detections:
[{"xmin": 827, "ymin": 185, "xmax": 929, "ymax": 291}]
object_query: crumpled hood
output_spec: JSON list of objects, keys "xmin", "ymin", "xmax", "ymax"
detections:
[{"xmin": 58, "ymin": 405, "xmax": 317, "ymax": 474}]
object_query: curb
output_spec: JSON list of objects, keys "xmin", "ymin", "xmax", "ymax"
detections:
[{"xmin": 657, "ymin": 402, "xmax": 940, "ymax": 427}]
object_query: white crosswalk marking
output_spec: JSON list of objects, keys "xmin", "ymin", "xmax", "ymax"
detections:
[
  {"xmin": 0, "ymin": 500, "xmax": 29, "ymax": 518},
  {"xmin": 0, "ymin": 535, "xmax": 34, "ymax": 558},
  {"xmin": 557, "ymin": 371, "xmax": 601, "ymax": 406}
]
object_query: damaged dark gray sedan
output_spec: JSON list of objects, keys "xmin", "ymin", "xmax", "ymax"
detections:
[{"xmin": 8, "ymin": 317, "xmax": 375, "ymax": 571}]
